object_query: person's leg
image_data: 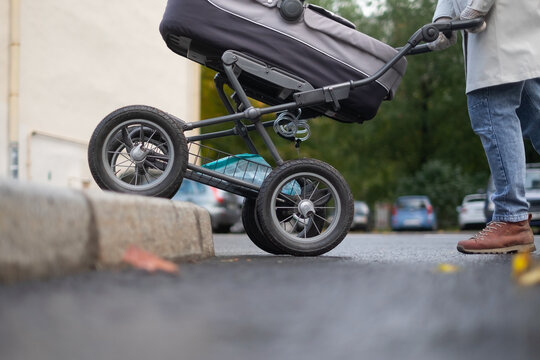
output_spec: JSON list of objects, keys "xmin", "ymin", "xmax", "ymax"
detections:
[
  {"xmin": 468, "ymin": 82, "xmax": 529, "ymax": 222},
  {"xmin": 457, "ymin": 82, "xmax": 535, "ymax": 254},
  {"xmin": 518, "ymin": 77, "xmax": 540, "ymax": 155}
]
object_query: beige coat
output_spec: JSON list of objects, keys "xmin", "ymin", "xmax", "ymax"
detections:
[{"xmin": 434, "ymin": 0, "xmax": 540, "ymax": 93}]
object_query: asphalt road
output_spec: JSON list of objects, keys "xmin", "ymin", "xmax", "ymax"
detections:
[{"xmin": 1, "ymin": 232, "xmax": 539, "ymax": 360}]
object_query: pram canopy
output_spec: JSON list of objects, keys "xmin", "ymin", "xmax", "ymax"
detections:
[{"xmin": 160, "ymin": 0, "xmax": 408, "ymax": 123}]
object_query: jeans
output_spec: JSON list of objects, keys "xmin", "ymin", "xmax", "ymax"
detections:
[{"xmin": 467, "ymin": 77, "xmax": 540, "ymax": 223}]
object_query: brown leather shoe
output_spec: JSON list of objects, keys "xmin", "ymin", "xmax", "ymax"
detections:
[{"xmin": 457, "ymin": 215, "xmax": 536, "ymax": 254}]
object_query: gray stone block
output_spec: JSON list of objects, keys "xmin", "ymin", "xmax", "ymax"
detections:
[
  {"xmin": 85, "ymin": 190, "xmax": 214, "ymax": 266},
  {"xmin": 0, "ymin": 180, "xmax": 96, "ymax": 283}
]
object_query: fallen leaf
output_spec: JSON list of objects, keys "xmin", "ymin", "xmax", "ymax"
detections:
[
  {"xmin": 513, "ymin": 253, "xmax": 540, "ymax": 287},
  {"xmin": 517, "ymin": 266, "xmax": 540, "ymax": 287},
  {"xmin": 436, "ymin": 263, "xmax": 460, "ymax": 273},
  {"xmin": 122, "ymin": 245, "xmax": 179, "ymax": 275},
  {"xmin": 512, "ymin": 253, "xmax": 531, "ymax": 277}
]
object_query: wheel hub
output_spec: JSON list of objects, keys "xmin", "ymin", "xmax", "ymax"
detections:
[
  {"xmin": 298, "ymin": 199, "xmax": 315, "ymax": 218},
  {"xmin": 130, "ymin": 144, "xmax": 148, "ymax": 164}
]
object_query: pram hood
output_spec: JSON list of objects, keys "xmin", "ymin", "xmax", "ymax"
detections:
[{"xmin": 160, "ymin": 0, "xmax": 407, "ymax": 123}]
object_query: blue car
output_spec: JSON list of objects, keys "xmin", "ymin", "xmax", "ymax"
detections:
[{"xmin": 391, "ymin": 195, "xmax": 437, "ymax": 231}]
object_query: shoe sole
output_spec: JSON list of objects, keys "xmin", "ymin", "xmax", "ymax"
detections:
[{"xmin": 457, "ymin": 243, "xmax": 536, "ymax": 254}]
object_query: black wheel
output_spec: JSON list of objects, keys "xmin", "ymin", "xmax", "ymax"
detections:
[
  {"xmin": 242, "ymin": 198, "xmax": 284, "ymax": 255},
  {"xmin": 88, "ymin": 105, "xmax": 188, "ymax": 198},
  {"xmin": 256, "ymin": 159, "xmax": 354, "ymax": 256}
]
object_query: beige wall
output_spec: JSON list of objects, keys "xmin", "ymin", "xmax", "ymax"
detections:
[{"xmin": 1, "ymin": 0, "xmax": 200, "ymax": 187}]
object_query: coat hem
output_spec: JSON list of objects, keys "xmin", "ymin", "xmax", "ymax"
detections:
[{"xmin": 466, "ymin": 71, "xmax": 540, "ymax": 94}]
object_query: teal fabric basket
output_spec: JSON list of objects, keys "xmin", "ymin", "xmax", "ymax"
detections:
[
  {"xmin": 202, "ymin": 154, "xmax": 300, "ymax": 194},
  {"xmin": 202, "ymin": 154, "xmax": 271, "ymax": 186}
]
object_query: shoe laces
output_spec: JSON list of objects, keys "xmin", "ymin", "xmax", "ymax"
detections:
[{"xmin": 473, "ymin": 221, "xmax": 504, "ymax": 240}]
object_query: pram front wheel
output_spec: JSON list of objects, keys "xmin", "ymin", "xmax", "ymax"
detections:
[
  {"xmin": 88, "ymin": 105, "xmax": 188, "ymax": 198},
  {"xmin": 256, "ymin": 159, "xmax": 354, "ymax": 256},
  {"xmin": 242, "ymin": 198, "xmax": 284, "ymax": 255}
]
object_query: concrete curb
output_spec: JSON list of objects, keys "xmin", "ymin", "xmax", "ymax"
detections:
[{"xmin": 0, "ymin": 179, "xmax": 214, "ymax": 283}]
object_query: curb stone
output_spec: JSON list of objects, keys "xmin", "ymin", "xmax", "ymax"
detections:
[{"xmin": 0, "ymin": 179, "xmax": 214, "ymax": 283}]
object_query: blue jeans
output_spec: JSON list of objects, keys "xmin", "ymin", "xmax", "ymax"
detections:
[{"xmin": 467, "ymin": 77, "xmax": 540, "ymax": 223}]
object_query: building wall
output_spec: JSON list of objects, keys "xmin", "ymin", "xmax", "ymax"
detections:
[
  {"xmin": 0, "ymin": 2, "xmax": 8, "ymax": 177},
  {"xmin": 1, "ymin": 0, "xmax": 200, "ymax": 188}
]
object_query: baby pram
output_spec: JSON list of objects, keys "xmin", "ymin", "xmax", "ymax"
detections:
[{"xmin": 88, "ymin": 0, "xmax": 483, "ymax": 256}]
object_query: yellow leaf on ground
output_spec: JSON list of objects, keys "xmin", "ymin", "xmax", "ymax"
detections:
[
  {"xmin": 437, "ymin": 263, "xmax": 460, "ymax": 273},
  {"xmin": 512, "ymin": 253, "xmax": 531, "ymax": 277},
  {"xmin": 513, "ymin": 253, "xmax": 540, "ymax": 287},
  {"xmin": 517, "ymin": 266, "xmax": 540, "ymax": 287}
]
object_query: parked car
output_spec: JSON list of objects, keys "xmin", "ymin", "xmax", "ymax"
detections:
[
  {"xmin": 484, "ymin": 163, "xmax": 540, "ymax": 227},
  {"xmin": 391, "ymin": 195, "xmax": 437, "ymax": 231},
  {"xmin": 350, "ymin": 201, "xmax": 370, "ymax": 231},
  {"xmin": 172, "ymin": 179, "xmax": 241, "ymax": 233},
  {"xmin": 457, "ymin": 193, "xmax": 487, "ymax": 230}
]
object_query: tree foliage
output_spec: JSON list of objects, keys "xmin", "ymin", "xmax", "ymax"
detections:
[{"xmin": 198, "ymin": 0, "xmax": 504, "ymax": 227}]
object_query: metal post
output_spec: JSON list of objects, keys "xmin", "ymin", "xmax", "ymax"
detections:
[
  {"xmin": 222, "ymin": 56, "xmax": 284, "ymax": 166},
  {"xmin": 8, "ymin": 0, "xmax": 20, "ymax": 179},
  {"xmin": 214, "ymin": 73, "xmax": 259, "ymax": 154}
]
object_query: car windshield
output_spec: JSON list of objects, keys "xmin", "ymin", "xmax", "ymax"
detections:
[
  {"xmin": 464, "ymin": 195, "xmax": 485, "ymax": 203},
  {"xmin": 396, "ymin": 198, "xmax": 426, "ymax": 209},
  {"xmin": 355, "ymin": 203, "xmax": 368, "ymax": 214},
  {"xmin": 525, "ymin": 170, "xmax": 540, "ymax": 190}
]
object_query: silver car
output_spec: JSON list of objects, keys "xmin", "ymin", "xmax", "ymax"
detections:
[
  {"xmin": 172, "ymin": 179, "xmax": 241, "ymax": 233},
  {"xmin": 350, "ymin": 201, "xmax": 370, "ymax": 231},
  {"xmin": 457, "ymin": 193, "xmax": 487, "ymax": 230},
  {"xmin": 484, "ymin": 163, "xmax": 540, "ymax": 227}
]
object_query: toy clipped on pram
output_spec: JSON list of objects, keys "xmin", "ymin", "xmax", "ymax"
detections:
[{"xmin": 87, "ymin": 0, "xmax": 484, "ymax": 256}]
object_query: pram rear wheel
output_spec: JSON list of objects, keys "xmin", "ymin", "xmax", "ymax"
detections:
[
  {"xmin": 88, "ymin": 105, "xmax": 188, "ymax": 198},
  {"xmin": 242, "ymin": 198, "xmax": 284, "ymax": 255},
  {"xmin": 256, "ymin": 159, "xmax": 354, "ymax": 256}
]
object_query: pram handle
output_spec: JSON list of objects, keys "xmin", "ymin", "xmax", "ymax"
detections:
[
  {"xmin": 446, "ymin": 17, "xmax": 485, "ymax": 31},
  {"xmin": 403, "ymin": 17, "xmax": 485, "ymax": 55},
  {"xmin": 293, "ymin": 17, "xmax": 484, "ymax": 112}
]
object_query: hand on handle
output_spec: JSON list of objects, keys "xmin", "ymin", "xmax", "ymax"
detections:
[
  {"xmin": 427, "ymin": 17, "xmax": 457, "ymax": 51},
  {"xmin": 460, "ymin": 6, "xmax": 487, "ymax": 33}
]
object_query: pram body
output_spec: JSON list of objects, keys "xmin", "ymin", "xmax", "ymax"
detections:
[
  {"xmin": 160, "ymin": 0, "xmax": 407, "ymax": 123},
  {"xmin": 88, "ymin": 0, "xmax": 483, "ymax": 256}
]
